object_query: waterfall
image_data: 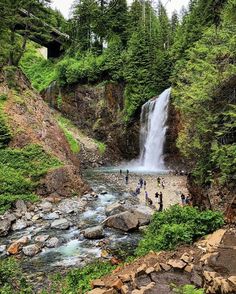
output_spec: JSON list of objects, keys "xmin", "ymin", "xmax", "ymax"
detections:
[{"xmin": 139, "ymin": 88, "xmax": 171, "ymax": 171}]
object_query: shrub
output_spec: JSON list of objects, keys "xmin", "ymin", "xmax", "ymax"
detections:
[
  {"xmin": 172, "ymin": 284, "xmax": 205, "ymax": 294},
  {"xmin": 0, "ymin": 144, "xmax": 61, "ymax": 213},
  {"xmin": 47, "ymin": 261, "xmax": 115, "ymax": 294},
  {"xmin": 136, "ymin": 205, "xmax": 224, "ymax": 256},
  {"xmin": 0, "ymin": 258, "xmax": 32, "ymax": 293}
]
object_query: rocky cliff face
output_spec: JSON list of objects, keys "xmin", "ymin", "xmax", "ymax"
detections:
[
  {"xmin": 1, "ymin": 69, "xmax": 89, "ymax": 198},
  {"xmin": 43, "ymin": 82, "xmax": 140, "ymax": 163}
]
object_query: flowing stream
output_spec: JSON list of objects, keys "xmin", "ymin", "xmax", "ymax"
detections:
[
  {"xmin": 139, "ymin": 88, "xmax": 171, "ymax": 171},
  {"xmin": 0, "ymin": 170, "xmax": 141, "ymax": 288}
]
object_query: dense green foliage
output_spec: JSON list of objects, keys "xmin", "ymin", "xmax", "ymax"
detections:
[
  {"xmin": 0, "ymin": 144, "xmax": 61, "ymax": 213},
  {"xmin": 0, "ymin": 258, "xmax": 32, "ymax": 293},
  {"xmin": 20, "ymin": 45, "xmax": 57, "ymax": 92},
  {"xmin": 172, "ymin": 0, "xmax": 236, "ymax": 185},
  {"xmin": 136, "ymin": 205, "xmax": 224, "ymax": 256},
  {"xmin": 45, "ymin": 262, "xmax": 115, "ymax": 294},
  {"xmin": 173, "ymin": 284, "xmax": 205, "ymax": 294}
]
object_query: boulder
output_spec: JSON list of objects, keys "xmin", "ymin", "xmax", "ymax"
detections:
[
  {"xmin": 105, "ymin": 202, "xmax": 126, "ymax": 217},
  {"xmin": 0, "ymin": 219, "xmax": 11, "ymax": 236},
  {"xmin": 35, "ymin": 235, "xmax": 50, "ymax": 243},
  {"xmin": 39, "ymin": 201, "xmax": 53, "ymax": 212},
  {"xmin": 24, "ymin": 212, "xmax": 33, "ymax": 220},
  {"xmin": 23, "ymin": 244, "xmax": 41, "ymax": 257},
  {"xmin": 12, "ymin": 219, "xmax": 28, "ymax": 231},
  {"xmin": 0, "ymin": 245, "xmax": 7, "ymax": 253},
  {"xmin": 46, "ymin": 237, "xmax": 60, "ymax": 248},
  {"xmin": 168, "ymin": 259, "xmax": 186, "ymax": 269},
  {"xmin": 83, "ymin": 226, "xmax": 104, "ymax": 239},
  {"xmin": 58, "ymin": 199, "xmax": 83, "ymax": 214},
  {"xmin": 42, "ymin": 212, "xmax": 60, "ymax": 220},
  {"xmin": 51, "ymin": 218, "xmax": 70, "ymax": 230},
  {"xmin": 104, "ymin": 211, "xmax": 139, "ymax": 232},
  {"xmin": 131, "ymin": 209, "xmax": 152, "ymax": 226},
  {"xmin": 7, "ymin": 236, "xmax": 30, "ymax": 255},
  {"xmin": 15, "ymin": 200, "xmax": 27, "ymax": 212}
]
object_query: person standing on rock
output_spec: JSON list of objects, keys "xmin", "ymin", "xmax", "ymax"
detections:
[
  {"xmin": 120, "ymin": 169, "xmax": 122, "ymax": 175},
  {"xmin": 144, "ymin": 180, "xmax": 147, "ymax": 190},
  {"xmin": 159, "ymin": 192, "xmax": 163, "ymax": 203},
  {"xmin": 125, "ymin": 175, "xmax": 129, "ymax": 185},
  {"xmin": 145, "ymin": 191, "xmax": 148, "ymax": 203},
  {"xmin": 157, "ymin": 177, "xmax": 161, "ymax": 187},
  {"xmin": 181, "ymin": 193, "xmax": 185, "ymax": 206},
  {"xmin": 161, "ymin": 179, "xmax": 165, "ymax": 189},
  {"xmin": 126, "ymin": 169, "xmax": 129, "ymax": 176},
  {"xmin": 139, "ymin": 178, "xmax": 143, "ymax": 188}
]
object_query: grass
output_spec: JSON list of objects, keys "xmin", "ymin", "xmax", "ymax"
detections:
[
  {"xmin": 0, "ymin": 144, "xmax": 61, "ymax": 214},
  {"xmin": 57, "ymin": 115, "xmax": 80, "ymax": 154},
  {"xmin": 95, "ymin": 139, "xmax": 106, "ymax": 155}
]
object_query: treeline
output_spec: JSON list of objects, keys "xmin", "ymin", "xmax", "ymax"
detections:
[
  {"xmin": 20, "ymin": 0, "xmax": 179, "ymax": 120},
  {"xmin": 171, "ymin": 0, "xmax": 236, "ymax": 186}
]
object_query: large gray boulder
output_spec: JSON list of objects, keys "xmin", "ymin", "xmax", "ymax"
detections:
[
  {"xmin": 51, "ymin": 218, "xmax": 70, "ymax": 230},
  {"xmin": 131, "ymin": 206, "xmax": 154, "ymax": 226},
  {"xmin": 105, "ymin": 202, "xmax": 126, "ymax": 217},
  {"xmin": 22, "ymin": 244, "xmax": 41, "ymax": 257},
  {"xmin": 58, "ymin": 199, "xmax": 84, "ymax": 214},
  {"xmin": 15, "ymin": 200, "xmax": 27, "ymax": 212},
  {"xmin": 0, "ymin": 219, "xmax": 11, "ymax": 236},
  {"xmin": 46, "ymin": 237, "xmax": 60, "ymax": 248},
  {"xmin": 104, "ymin": 211, "xmax": 139, "ymax": 232},
  {"xmin": 83, "ymin": 226, "xmax": 104, "ymax": 239}
]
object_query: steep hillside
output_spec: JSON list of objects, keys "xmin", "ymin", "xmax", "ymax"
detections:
[{"xmin": 0, "ymin": 68, "xmax": 88, "ymax": 212}]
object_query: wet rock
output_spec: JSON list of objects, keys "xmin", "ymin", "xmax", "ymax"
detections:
[
  {"xmin": 7, "ymin": 242, "xmax": 22, "ymax": 255},
  {"xmin": 0, "ymin": 219, "xmax": 11, "ymax": 236},
  {"xmin": 32, "ymin": 214, "xmax": 41, "ymax": 221},
  {"xmin": 15, "ymin": 200, "xmax": 27, "ymax": 212},
  {"xmin": 51, "ymin": 218, "xmax": 70, "ymax": 230},
  {"xmin": 24, "ymin": 212, "xmax": 33, "ymax": 220},
  {"xmin": 105, "ymin": 202, "xmax": 126, "ymax": 217},
  {"xmin": 12, "ymin": 219, "xmax": 28, "ymax": 231},
  {"xmin": 0, "ymin": 245, "xmax": 7, "ymax": 253},
  {"xmin": 58, "ymin": 199, "xmax": 83, "ymax": 214},
  {"xmin": 104, "ymin": 211, "xmax": 139, "ymax": 232},
  {"xmin": 46, "ymin": 237, "xmax": 59, "ymax": 248},
  {"xmin": 100, "ymin": 191, "xmax": 108, "ymax": 195},
  {"xmin": 23, "ymin": 244, "xmax": 41, "ymax": 257},
  {"xmin": 42, "ymin": 212, "xmax": 60, "ymax": 220},
  {"xmin": 35, "ymin": 235, "xmax": 50, "ymax": 243},
  {"xmin": 83, "ymin": 226, "xmax": 104, "ymax": 239},
  {"xmin": 39, "ymin": 201, "xmax": 53, "ymax": 212}
]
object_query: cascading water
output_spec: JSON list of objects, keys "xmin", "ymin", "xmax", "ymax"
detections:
[{"xmin": 139, "ymin": 87, "xmax": 171, "ymax": 171}]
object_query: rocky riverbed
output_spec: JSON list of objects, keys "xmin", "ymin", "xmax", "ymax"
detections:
[{"xmin": 0, "ymin": 169, "xmax": 189, "ymax": 290}]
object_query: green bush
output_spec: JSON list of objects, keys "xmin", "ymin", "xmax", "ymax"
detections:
[
  {"xmin": 136, "ymin": 205, "xmax": 224, "ymax": 256},
  {"xmin": 173, "ymin": 284, "xmax": 205, "ymax": 294},
  {"xmin": 57, "ymin": 116, "xmax": 80, "ymax": 153},
  {"xmin": 0, "ymin": 144, "xmax": 61, "ymax": 213},
  {"xmin": 47, "ymin": 261, "xmax": 115, "ymax": 294},
  {"xmin": 20, "ymin": 45, "xmax": 57, "ymax": 92},
  {"xmin": 0, "ymin": 258, "xmax": 32, "ymax": 293}
]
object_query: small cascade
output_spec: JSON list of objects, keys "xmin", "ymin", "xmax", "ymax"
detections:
[{"xmin": 139, "ymin": 88, "xmax": 171, "ymax": 171}]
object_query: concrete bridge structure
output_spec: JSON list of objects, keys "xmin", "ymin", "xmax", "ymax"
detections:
[{"xmin": 16, "ymin": 8, "xmax": 70, "ymax": 58}]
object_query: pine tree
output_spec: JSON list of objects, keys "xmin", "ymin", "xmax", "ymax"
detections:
[{"xmin": 0, "ymin": 0, "xmax": 52, "ymax": 66}]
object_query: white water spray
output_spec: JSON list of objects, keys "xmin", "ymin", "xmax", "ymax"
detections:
[{"xmin": 139, "ymin": 88, "xmax": 171, "ymax": 171}]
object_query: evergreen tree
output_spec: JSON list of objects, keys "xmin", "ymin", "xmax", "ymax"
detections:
[{"xmin": 0, "ymin": 0, "xmax": 52, "ymax": 66}]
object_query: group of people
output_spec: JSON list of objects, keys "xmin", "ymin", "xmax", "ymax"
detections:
[{"xmin": 119, "ymin": 169, "xmax": 191, "ymax": 212}]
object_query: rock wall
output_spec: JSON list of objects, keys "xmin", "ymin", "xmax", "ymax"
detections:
[
  {"xmin": 1, "ymin": 69, "xmax": 89, "ymax": 197},
  {"xmin": 43, "ymin": 82, "xmax": 140, "ymax": 163}
]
